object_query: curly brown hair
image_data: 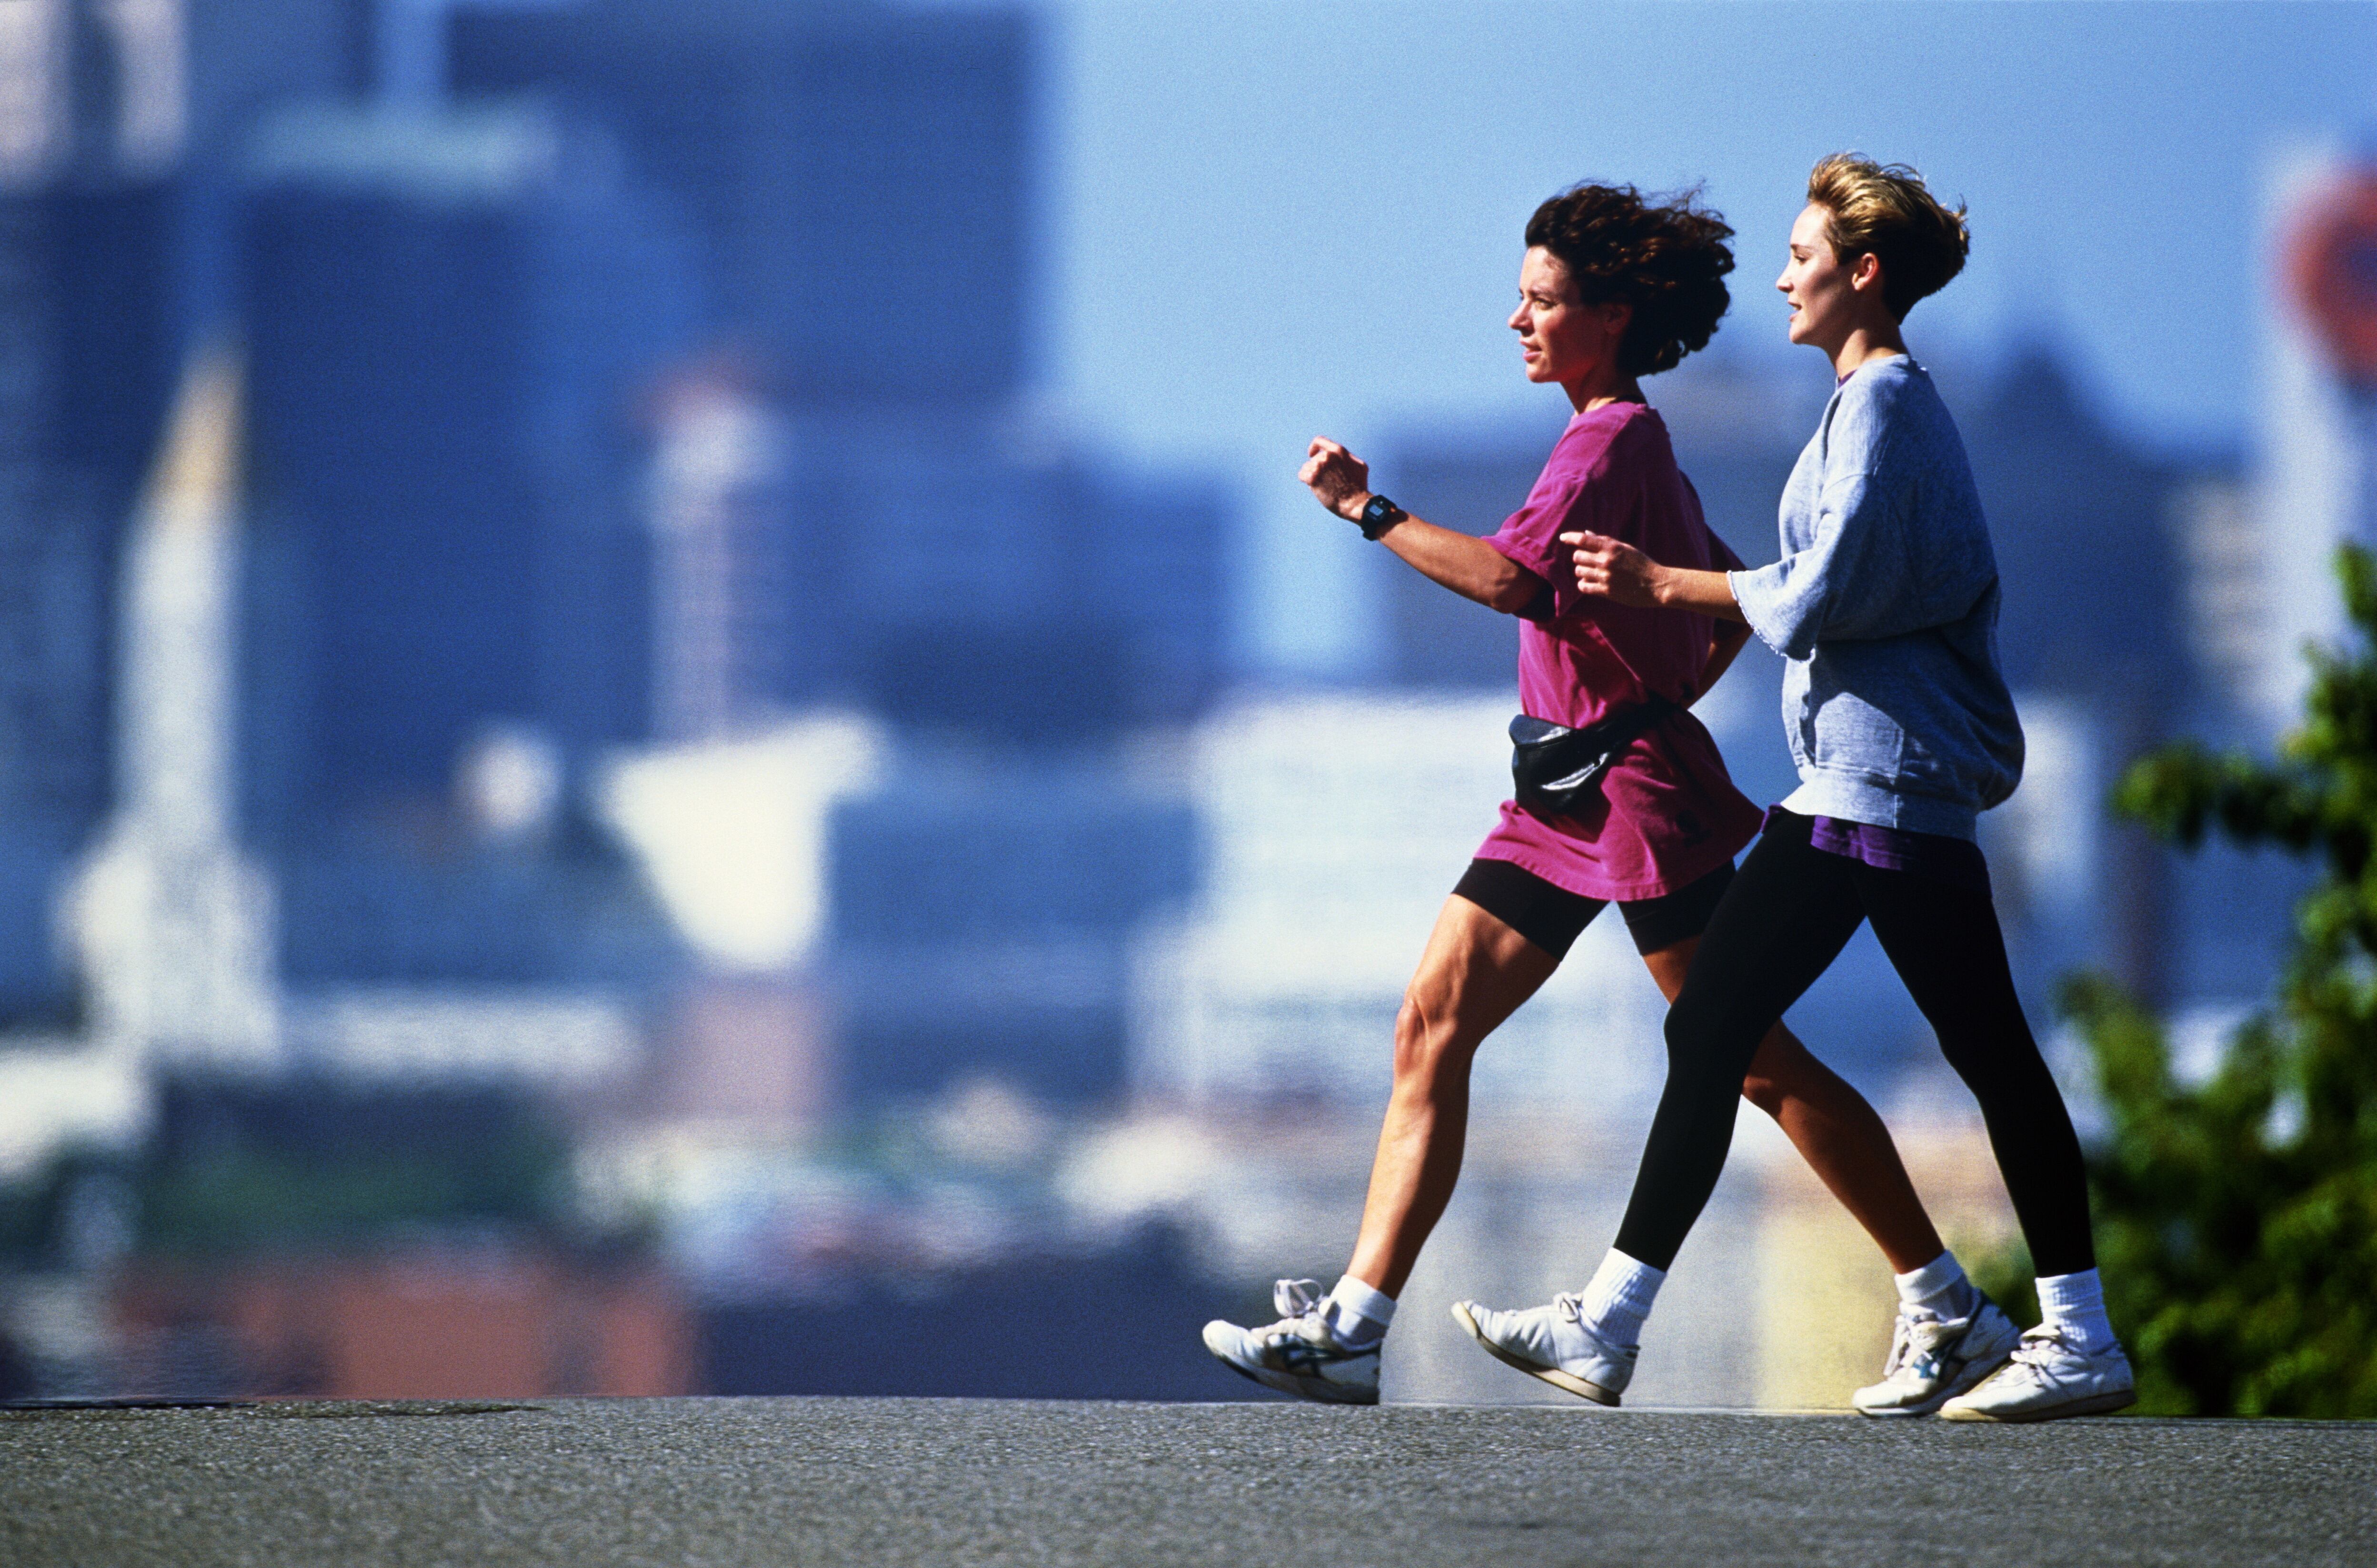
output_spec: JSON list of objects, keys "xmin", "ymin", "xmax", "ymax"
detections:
[
  {"xmin": 1524, "ymin": 183, "xmax": 1734, "ymax": 377},
  {"xmin": 1805, "ymin": 153, "xmax": 1969, "ymax": 320}
]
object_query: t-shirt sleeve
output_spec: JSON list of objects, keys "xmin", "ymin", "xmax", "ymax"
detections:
[{"xmin": 1480, "ymin": 478, "xmax": 1575, "ymax": 623}]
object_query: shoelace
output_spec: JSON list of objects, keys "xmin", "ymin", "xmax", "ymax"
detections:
[
  {"xmin": 1251, "ymin": 1278, "xmax": 1334, "ymax": 1343},
  {"xmin": 1879, "ymin": 1309, "xmax": 1959, "ymax": 1378},
  {"xmin": 1551, "ymin": 1291, "xmax": 1588, "ymax": 1324},
  {"xmin": 1272, "ymin": 1278, "xmax": 1326, "ymax": 1320},
  {"xmin": 1878, "ymin": 1312, "xmax": 1916, "ymax": 1377},
  {"xmin": 2008, "ymin": 1323, "xmax": 2073, "ymax": 1368}
]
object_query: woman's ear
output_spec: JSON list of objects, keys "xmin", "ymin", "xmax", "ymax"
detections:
[
  {"xmin": 1598, "ymin": 298, "xmax": 1633, "ymax": 338},
  {"xmin": 1848, "ymin": 250, "xmax": 1886, "ymax": 297}
]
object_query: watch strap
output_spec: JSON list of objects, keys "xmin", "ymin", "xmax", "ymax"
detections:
[{"xmin": 1357, "ymin": 494, "xmax": 1406, "ymax": 540}]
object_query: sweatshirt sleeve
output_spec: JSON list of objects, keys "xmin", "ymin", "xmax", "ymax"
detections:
[{"xmin": 1728, "ymin": 390, "xmax": 1995, "ymax": 659}]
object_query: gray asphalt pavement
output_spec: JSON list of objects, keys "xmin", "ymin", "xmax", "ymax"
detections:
[{"xmin": 4, "ymin": 1397, "xmax": 2373, "ymax": 1568}]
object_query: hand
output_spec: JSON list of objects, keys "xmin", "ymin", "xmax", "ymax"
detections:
[
  {"xmin": 1300, "ymin": 437, "xmax": 1371, "ymax": 521},
  {"xmin": 1561, "ymin": 529, "xmax": 1666, "ymax": 607}
]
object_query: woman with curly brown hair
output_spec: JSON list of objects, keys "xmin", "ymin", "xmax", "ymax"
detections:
[{"xmin": 1200, "ymin": 182, "xmax": 1966, "ymax": 1408}]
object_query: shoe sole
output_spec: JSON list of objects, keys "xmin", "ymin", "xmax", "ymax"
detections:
[
  {"xmin": 1939, "ymin": 1388, "xmax": 2137, "ymax": 1424},
  {"xmin": 1448, "ymin": 1302, "xmax": 1621, "ymax": 1407},
  {"xmin": 1854, "ymin": 1399, "xmax": 1937, "ymax": 1419},
  {"xmin": 1202, "ymin": 1327, "xmax": 1378, "ymax": 1406}
]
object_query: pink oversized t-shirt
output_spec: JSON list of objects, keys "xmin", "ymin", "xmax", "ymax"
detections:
[{"xmin": 1473, "ymin": 402, "xmax": 1764, "ymax": 901}]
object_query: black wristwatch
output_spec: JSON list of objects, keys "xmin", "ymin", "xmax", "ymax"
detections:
[{"xmin": 1355, "ymin": 493, "xmax": 1407, "ymax": 540}]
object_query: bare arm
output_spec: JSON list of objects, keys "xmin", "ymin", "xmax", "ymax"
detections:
[
  {"xmin": 1375, "ymin": 515, "xmax": 1548, "ymax": 614},
  {"xmin": 1302, "ymin": 437, "xmax": 1547, "ymax": 615},
  {"xmin": 1559, "ymin": 528, "xmax": 1747, "ymax": 623}
]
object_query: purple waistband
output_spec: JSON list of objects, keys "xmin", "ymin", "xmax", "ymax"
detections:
[{"xmin": 1764, "ymin": 806, "xmax": 1992, "ymax": 896}]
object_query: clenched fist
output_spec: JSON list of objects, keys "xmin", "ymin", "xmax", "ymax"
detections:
[{"xmin": 1300, "ymin": 437, "xmax": 1372, "ymax": 521}]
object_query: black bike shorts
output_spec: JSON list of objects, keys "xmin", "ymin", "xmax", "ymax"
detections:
[{"xmin": 1451, "ymin": 855, "xmax": 1736, "ymax": 960}]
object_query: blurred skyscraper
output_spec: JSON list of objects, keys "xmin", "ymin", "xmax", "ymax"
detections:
[
  {"xmin": 2260, "ymin": 142, "xmax": 2377, "ymax": 730},
  {"xmin": 452, "ymin": 0, "xmax": 1029, "ymax": 411},
  {"xmin": 644, "ymin": 357, "xmax": 791, "ymax": 743},
  {"xmin": 449, "ymin": 0, "xmax": 1231, "ymax": 736},
  {"xmin": 237, "ymin": 98, "xmax": 700, "ymax": 833},
  {"xmin": 211, "ymin": 92, "xmax": 700, "ymax": 1083},
  {"xmin": 71, "ymin": 344, "xmax": 280, "ymax": 1073},
  {"xmin": 0, "ymin": 0, "xmax": 195, "ymax": 1032}
]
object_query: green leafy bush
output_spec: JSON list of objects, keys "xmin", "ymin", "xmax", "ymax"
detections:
[{"xmin": 2005, "ymin": 545, "xmax": 2377, "ymax": 1417}]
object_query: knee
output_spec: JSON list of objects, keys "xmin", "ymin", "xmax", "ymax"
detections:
[
  {"xmin": 1391, "ymin": 992, "xmax": 1470, "ymax": 1087},
  {"xmin": 1738, "ymin": 1031, "xmax": 1809, "ymax": 1115},
  {"xmin": 1738, "ymin": 1068, "xmax": 1787, "ymax": 1116},
  {"xmin": 1936, "ymin": 1028, "xmax": 2056, "ymax": 1102},
  {"xmin": 1661, "ymin": 989, "xmax": 1759, "ymax": 1096},
  {"xmin": 1662, "ymin": 986, "xmax": 1723, "ymax": 1065}
]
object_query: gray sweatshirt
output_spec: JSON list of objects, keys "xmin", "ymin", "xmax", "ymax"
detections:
[{"xmin": 1728, "ymin": 356, "xmax": 2023, "ymax": 840}]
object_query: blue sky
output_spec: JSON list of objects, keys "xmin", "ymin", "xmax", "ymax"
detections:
[{"xmin": 1043, "ymin": 1, "xmax": 2377, "ymax": 673}]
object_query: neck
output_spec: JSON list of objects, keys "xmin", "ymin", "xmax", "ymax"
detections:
[
  {"xmin": 1564, "ymin": 370, "xmax": 1645, "ymax": 414},
  {"xmin": 1827, "ymin": 319, "xmax": 1908, "ymax": 380}
]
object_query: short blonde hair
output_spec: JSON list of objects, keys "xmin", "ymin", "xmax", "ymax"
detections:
[{"xmin": 1806, "ymin": 153, "xmax": 1969, "ymax": 320}]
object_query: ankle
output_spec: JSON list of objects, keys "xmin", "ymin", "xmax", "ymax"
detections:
[
  {"xmin": 1324, "ymin": 1274, "xmax": 1394, "ymax": 1350},
  {"xmin": 2036, "ymin": 1268, "xmax": 2116, "ymax": 1354},
  {"xmin": 1578, "ymin": 1249, "xmax": 1664, "ymax": 1350},
  {"xmin": 1893, "ymin": 1251, "xmax": 1976, "ymax": 1320}
]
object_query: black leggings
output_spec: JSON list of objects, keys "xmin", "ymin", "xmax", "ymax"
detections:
[{"xmin": 1612, "ymin": 813, "xmax": 2096, "ymax": 1276}]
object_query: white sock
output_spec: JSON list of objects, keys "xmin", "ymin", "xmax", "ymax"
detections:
[
  {"xmin": 2035, "ymin": 1269, "xmax": 2116, "ymax": 1354},
  {"xmin": 1578, "ymin": 1249, "xmax": 1665, "ymax": 1350},
  {"xmin": 1324, "ymin": 1274, "xmax": 1394, "ymax": 1350},
  {"xmin": 1893, "ymin": 1251, "xmax": 1978, "ymax": 1320}
]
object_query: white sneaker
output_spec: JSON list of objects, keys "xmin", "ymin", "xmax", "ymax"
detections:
[
  {"xmin": 1202, "ymin": 1279, "xmax": 1380, "ymax": 1406},
  {"xmin": 1449, "ymin": 1293, "xmax": 1633, "ymax": 1406},
  {"xmin": 1852, "ymin": 1294, "xmax": 2022, "ymax": 1418},
  {"xmin": 1938, "ymin": 1323, "xmax": 2137, "ymax": 1423}
]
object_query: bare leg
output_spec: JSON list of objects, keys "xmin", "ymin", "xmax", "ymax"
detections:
[
  {"xmin": 1641, "ymin": 935, "xmax": 1945, "ymax": 1273},
  {"xmin": 1342, "ymin": 895, "xmax": 1559, "ymax": 1297}
]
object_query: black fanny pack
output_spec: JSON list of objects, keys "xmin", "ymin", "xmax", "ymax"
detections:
[{"xmin": 1508, "ymin": 696, "xmax": 1677, "ymax": 818}]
